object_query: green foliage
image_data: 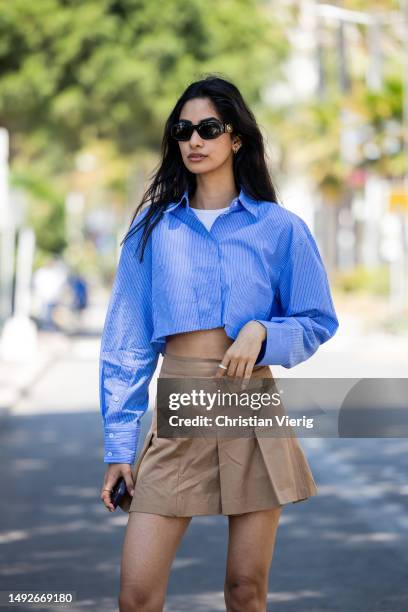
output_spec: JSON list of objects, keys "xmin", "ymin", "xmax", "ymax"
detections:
[
  {"xmin": 335, "ymin": 264, "xmax": 390, "ymax": 295},
  {"xmin": 0, "ymin": 0, "xmax": 288, "ymax": 158},
  {"xmin": 11, "ymin": 169, "xmax": 67, "ymax": 256},
  {"xmin": 0, "ymin": 0, "xmax": 289, "ymax": 259},
  {"xmin": 266, "ymin": 0, "xmax": 405, "ymax": 202},
  {"xmin": 343, "ymin": 0, "xmax": 400, "ymax": 10}
]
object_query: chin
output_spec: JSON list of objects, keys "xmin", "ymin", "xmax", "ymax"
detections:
[
  {"xmin": 189, "ymin": 168, "xmax": 212, "ymax": 175},
  {"xmin": 186, "ymin": 162, "xmax": 218, "ymax": 175}
]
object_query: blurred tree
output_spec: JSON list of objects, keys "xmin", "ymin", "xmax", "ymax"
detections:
[
  {"xmin": 263, "ymin": 0, "xmax": 405, "ymax": 206},
  {"xmin": 0, "ymin": 0, "xmax": 289, "ymax": 265},
  {"xmin": 0, "ymin": 0, "xmax": 288, "ymax": 163},
  {"xmin": 11, "ymin": 170, "xmax": 67, "ymax": 256}
]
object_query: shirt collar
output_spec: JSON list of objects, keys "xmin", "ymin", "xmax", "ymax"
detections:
[{"xmin": 163, "ymin": 186, "xmax": 260, "ymax": 218}]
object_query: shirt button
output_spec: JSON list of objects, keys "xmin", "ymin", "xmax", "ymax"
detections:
[
  {"xmin": 107, "ymin": 451, "xmax": 113, "ymax": 456},
  {"xmin": 109, "ymin": 433, "xmax": 114, "ymax": 438},
  {"xmin": 113, "ymin": 395, "xmax": 119, "ymax": 402}
]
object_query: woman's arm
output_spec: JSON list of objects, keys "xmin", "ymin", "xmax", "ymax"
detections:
[
  {"xmin": 254, "ymin": 220, "xmax": 339, "ymax": 368},
  {"xmin": 99, "ymin": 210, "xmax": 159, "ymax": 464}
]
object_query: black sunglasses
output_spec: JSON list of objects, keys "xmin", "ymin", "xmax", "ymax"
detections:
[{"xmin": 170, "ymin": 118, "xmax": 233, "ymax": 141}]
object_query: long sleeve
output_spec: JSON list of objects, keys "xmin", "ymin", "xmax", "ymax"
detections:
[
  {"xmin": 99, "ymin": 210, "xmax": 160, "ymax": 463},
  {"xmin": 254, "ymin": 219, "xmax": 339, "ymax": 368}
]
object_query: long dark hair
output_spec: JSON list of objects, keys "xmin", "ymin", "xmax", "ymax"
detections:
[{"xmin": 123, "ymin": 75, "xmax": 281, "ymax": 261}]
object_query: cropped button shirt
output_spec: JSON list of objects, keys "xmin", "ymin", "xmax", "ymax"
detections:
[{"xmin": 99, "ymin": 187, "xmax": 339, "ymax": 463}]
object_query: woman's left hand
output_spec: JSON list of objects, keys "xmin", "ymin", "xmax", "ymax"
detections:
[{"xmin": 215, "ymin": 321, "xmax": 266, "ymax": 388}]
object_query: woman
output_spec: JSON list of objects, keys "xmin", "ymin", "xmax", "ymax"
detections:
[{"xmin": 99, "ymin": 75, "xmax": 339, "ymax": 611}]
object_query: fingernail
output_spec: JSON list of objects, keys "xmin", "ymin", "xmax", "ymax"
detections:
[{"xmin": 130, "ymin": 489, "xmax": 134, "ymax": 496}]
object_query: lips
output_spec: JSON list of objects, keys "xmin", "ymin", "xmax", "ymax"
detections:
[{"xmin": 188, "ymin": 154, "xmax": 206, "ymax": 160}]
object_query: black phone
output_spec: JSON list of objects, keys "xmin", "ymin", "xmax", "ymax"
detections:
[{"xmin": 110, "ymin": 477, "xmax": 127, "ymax": 508}]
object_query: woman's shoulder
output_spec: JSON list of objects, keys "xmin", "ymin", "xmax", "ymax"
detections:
[
  {"xmin": 128, "ymin": 205, "xmax": 151, "ymax": 230},
  {"xmin": 258, "ymin": 199, "xmax": 315, "ymax": 246},
  {"xmin": 117, "ymin": 206, "xmax": 157, "ymax": 264},
  {"xmin": 122, "ymin": 205, "xmax": 154, "ymax": 243}
]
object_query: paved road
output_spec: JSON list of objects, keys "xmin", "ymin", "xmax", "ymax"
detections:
[{"xmin": 0, "ymin": 324, "xmax": 408, "ymax": 611}]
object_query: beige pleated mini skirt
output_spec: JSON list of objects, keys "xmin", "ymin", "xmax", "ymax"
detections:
[{"xmin": 121, "ymin": 353, "xmax": 318, "ymax": 517}]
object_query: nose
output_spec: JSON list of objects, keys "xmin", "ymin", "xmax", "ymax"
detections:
[{"xmin": 189, "ymin": 128, "xmax": 203, "ymax": 147}]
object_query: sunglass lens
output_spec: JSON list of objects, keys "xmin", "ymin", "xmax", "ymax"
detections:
[
  {"xmin": 171, "ymin": 123, "xmax": 192, "ymax": 141},
  {"xmin": 198, "ymin": 121, "xmax": 223, "ymax": 139}
]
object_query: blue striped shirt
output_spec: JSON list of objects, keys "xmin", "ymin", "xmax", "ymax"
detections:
[{"xmin": 99, "ymin": 187, "xmax": 339, "ymax": 463}]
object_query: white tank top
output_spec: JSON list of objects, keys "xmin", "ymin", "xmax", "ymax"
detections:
[{"xmin": 190, "ymin": 205, "xmax": 230, "ymax": 231}]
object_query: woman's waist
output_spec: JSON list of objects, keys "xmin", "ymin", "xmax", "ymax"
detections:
[{"xmin": 164, "ymin": 327, "xmax": 234, "ymax": 361}]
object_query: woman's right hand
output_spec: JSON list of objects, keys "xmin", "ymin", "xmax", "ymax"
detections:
[{"xmin": 100, "ymin": 463, "xmax": 135, "ymax": 512}]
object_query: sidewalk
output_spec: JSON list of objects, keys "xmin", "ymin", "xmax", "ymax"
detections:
[
  {"xmin": 0, "ymin": 286, "xmax": 107, "ymax": 424},
  {"xmin": 0, "ymin": 329, "xmax": 72, "ymax": 425}
]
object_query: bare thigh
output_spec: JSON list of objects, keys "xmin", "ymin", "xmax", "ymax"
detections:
[
  {"xmin": 120, "ymin": 511, "xmax": 192, "ymax": 603},
  {"xmin": 225, "ymin": 507, "xmax": 283, "ymax": 605}
]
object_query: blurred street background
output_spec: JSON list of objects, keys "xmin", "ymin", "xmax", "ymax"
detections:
[{"xmin": 1, "ymin": 1, "xmax": 408, "ymax": 610}]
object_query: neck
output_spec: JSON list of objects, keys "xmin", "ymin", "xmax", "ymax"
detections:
[{"xmin": 190, "ymin": 171, "xmax": 238, "ymax": 210}]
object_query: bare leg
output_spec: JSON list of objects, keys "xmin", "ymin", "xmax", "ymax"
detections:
[
  {"xmin": 224, "ymin": 507, "xmax": 283, "ymax": 612},
  {"xmin": 119, "ymin": 511, "xmax": 192, "ymax": 612}
]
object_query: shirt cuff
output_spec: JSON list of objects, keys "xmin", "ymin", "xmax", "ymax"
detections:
[
  {"xmin": 254, "ymin": 319, "xmax": 304, "ymax": 368},
  {"xmin": 104, "ymin": 424, "xmax": 141, "ymax": 464}
]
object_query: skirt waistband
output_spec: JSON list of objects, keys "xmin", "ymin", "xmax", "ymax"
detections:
[{"xmin": 161, "ymin": 352, "xmax": 270, "ymax": 377}]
